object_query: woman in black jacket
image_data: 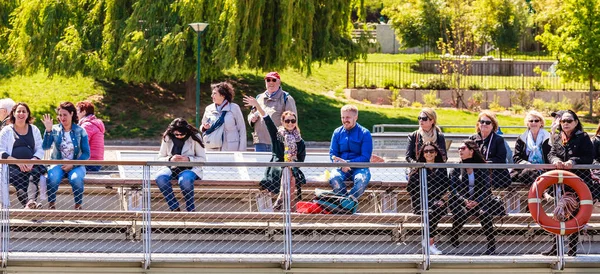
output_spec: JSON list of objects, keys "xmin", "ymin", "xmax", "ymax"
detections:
[
  {"xmin": 407, "ymin": 142, "xmax": 449, "ymax": 255},
  {"xmin": 511, "ymin": 110, "xmax": 552, "ymax": 185},
  {"xmin": 542, "ymin": 110, "xmax": 594, "ymax": 257},
  {"xmin": 469, "ymin": 110, "xmax": 511, "ymax": 189},
  {"xmin": 243, "ymin": 95, "xmax": 306, "ymax": 210},
  {"xmin": 449, "ymin": 140, "xmax": 496, "ymax": 255},
  {"xmin": 406, "ymin": 108, "xmax": 447, "ymax": 163}
]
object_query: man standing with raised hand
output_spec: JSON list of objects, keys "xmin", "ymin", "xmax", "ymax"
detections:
[{"xmin": 248, "ymin": 72, "xmax": 297, "ymax": 152}]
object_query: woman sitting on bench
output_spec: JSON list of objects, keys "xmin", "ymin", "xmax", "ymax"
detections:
[
  {"xmin": 449, "ymin": 140, "xmax": 496, "ymax": 255},
  {"xmin": 243, "ymin": 95, "xmax": 306, "ymax": 211},
  {"xmin": 156, "ymin": 118, "xmax": 206, "ymax": 212},
  {"xmin": 407, "ymin": 142, "xmax": 449, "ymax": 255}
]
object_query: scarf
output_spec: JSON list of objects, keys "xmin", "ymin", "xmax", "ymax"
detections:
[
  {"xmin": 417, "ymin": 127, "xmax": 438, "ymax": 145},
  {"xmin": 277, "ymin": 127, "xmax": 302, "ymax": 162},
  {"xmin": 525, "ymin": 129, "xmax": 549, "ymax": 164},
  {"xmin": 170, "ymin": 135, "xmax": 189, "ymax": 156}
]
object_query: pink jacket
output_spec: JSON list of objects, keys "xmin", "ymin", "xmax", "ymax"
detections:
[{"xmin": 79, "ymin": 114, "xmax": 105, "ymax": 160}]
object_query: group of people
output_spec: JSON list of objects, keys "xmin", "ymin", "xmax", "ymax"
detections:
[
  {"xmin": 0, "ymin": 99, "xmax": 105, "ymax": 210},
  {"xmin": 406, "ymin": 107, "xmax": 600, "ymax": 256},
  {"xmin": 157, "ymin": 71, "xmax": 374, "ymax": 212}
]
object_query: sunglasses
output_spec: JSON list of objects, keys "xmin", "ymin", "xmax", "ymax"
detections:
[
  {"xmin": 528, "ymin": 119, "xmax": 540, "ymax": 123},
  {"xmin": 265, "ymin": 78, "xmax": 278, "ymax": 83},
  {"xmin": 560, "ymin": 119, "xmax": 574, "ymax": 124},
  {"xmin": 458, "ymin": 146, "xmax": 469, "ymax": 151},
  {"xmin": 423, "ymin": 149, "xmax": 436, "ymax": 154},
  {"xmin": 417, "ymin": 116, "xmax": 430, "ymax": 121},
  {"xmin": 284, "ymin": 119, "xmax": 296, "ymax": 124},
  {"xmin": 478, "ymin": 120, "xmax": 492, "ymax": 125},
  {"xmin": 173, "ymin": 132, "xmax": 187, "ymax": 137}
]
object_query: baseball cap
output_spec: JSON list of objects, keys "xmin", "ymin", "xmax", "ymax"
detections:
[
  {"xmin": 264, "ymin": 72, "xmax": 280, "ymax": 80},
  {"xmin": 550, "ymin": 110, "xmax": 565, "ymax": 118}
]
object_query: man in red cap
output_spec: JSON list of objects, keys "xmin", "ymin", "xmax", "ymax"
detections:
[{"xmin": 247, "ymin": 72, "xmax": 297, "ymax": 152}]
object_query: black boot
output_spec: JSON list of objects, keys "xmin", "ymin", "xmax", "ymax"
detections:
[
  {"xmin": 568, "ymin": 234, "xmax": 578, "ymax": 256},
  {"xmin": 450, "ymin": 233, "xmax": 460, "ymax": 248},
  {"xmin": 484, "ymin": 239, "xmax": 496, "ymax": 255}
]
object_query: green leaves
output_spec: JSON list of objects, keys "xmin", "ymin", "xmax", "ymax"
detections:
[{"xmin": 4, "ymin": 0, "xmax": 362, "ymax": 83}]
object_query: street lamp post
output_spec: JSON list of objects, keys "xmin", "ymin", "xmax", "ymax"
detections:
[{"xmin": 188, "ymin": 22, "xmax": 209, "ymax": 128}]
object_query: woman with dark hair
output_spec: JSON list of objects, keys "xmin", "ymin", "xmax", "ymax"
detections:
[
  {"xmin": 0, "ymin": 103, "xmax": 46, "ymax": 208},
  {"xmin": 407, "ymin": 142, "xmax": 449, "ymax": 255},
  {"xmin": 201, "ymin": 82, "xmax": 247, "ymax": 151},
  {"xmin": 406, "ymin": 108, "xmax": 447, "ymax": 163},
  {"xmin": 449, "ymin": 140, "xmax": 496, "ymax": 255},
  {"xmin": 243, "ymin": 95, "xmax": 306, "ymax": 210},
  {"xmin": 76, "ymin": 101, "xmax": 105, "ymax": 172},
  {"xmin": 42, "ymin": 102, "xmax": 90, "ymax": 210},
  {"xmin": 469, "ymin": 110, "xmax": 511, "ymax": 188},
  {"xmin": 542, "ymin": 110, "xmax": 594, "ymax": 257},
  {"xmin": 156, "ymin": 118, "xmax": 206, "ymax": 212}
]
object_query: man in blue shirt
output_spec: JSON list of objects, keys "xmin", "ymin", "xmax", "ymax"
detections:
[{"xmin": 328, "ymin": 105, "xmax": 373, "ymax": 200}]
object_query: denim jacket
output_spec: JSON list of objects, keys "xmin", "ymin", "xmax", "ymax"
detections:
[{"xmin": 42, "ymin": 123, "xmax": 91, "ymax": 163}]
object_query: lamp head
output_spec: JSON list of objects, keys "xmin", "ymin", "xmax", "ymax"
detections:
[{"xmin": 188, "ymin": 23, "xmax": 209, "ymax": 33}]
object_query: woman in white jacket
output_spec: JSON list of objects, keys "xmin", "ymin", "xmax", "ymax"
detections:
[
  {"xmin": 0, "ymin": 103, "xmax": 45, "ymax": 208},
  {"xmin": 156, "ymin": 118, "xmax": 206, "ymax": 212},
  {"xmin": 201, "ymin": 82, "xmax": 247, "ymax": 151}
]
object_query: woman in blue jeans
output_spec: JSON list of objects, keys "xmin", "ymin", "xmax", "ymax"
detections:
[
  {"xmin": 42, "ymin": 102, "xmax": 90, "ymax": 210},
  {"xmin": 156, "ymin": 118, "xmax": 206, "ymax": 212}
]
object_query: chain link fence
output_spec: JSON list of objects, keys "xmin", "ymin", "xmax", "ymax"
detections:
[{"xmin": 0, "ymin": 159, "xmax": 599, "ymax": 270}]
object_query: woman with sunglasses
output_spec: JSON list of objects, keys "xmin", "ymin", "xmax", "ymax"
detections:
[
  {"xmin": 542, "ymin": 110, "xmax": 594, "ymax": 256},
  {"xmin": 449, "ymin": 140, "xmax": 496, "ymax": 255},
  {"xmin": 511, "ymin": 110, "xmax": 552, "ymax": 185},
  {"xmin": 407, "ymin": 142, "xmax": 449, "ymax": 255},
  {"xmin": 156, "ymin": 118, "xmax": 206, "ymax": 212},
  {"xmin": 469, "ymin": 110, "xmax": 511, "ymax": 189},
  {"xmin": 406, "ymin": 108, "xmax": 447, "ymax": 163},
  {"xmin": 243, "ymin": 95, "xmax": 305, "ymax": 210}
]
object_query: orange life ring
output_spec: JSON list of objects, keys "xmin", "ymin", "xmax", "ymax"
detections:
[{"xmin": 528, "ymin": 170, "xmax": 593, "ymax": 235}]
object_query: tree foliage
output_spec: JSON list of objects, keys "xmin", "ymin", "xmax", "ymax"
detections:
[
  {"xmin": 474, "ymin": 0, "xmax": 527, "ymax": 57},
  {"xmin": 383, "ymin": 0, "xmax": 448, "ymax": 49},
  {"xmin": 4, "ymin": 0, "xmax": 363, "ymax": 83},
  {"xmin": 536, "ymin": 0, "xmax": 600, "ymax": 116}
]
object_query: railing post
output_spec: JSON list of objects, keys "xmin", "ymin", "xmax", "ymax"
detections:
[
  {"xmin": 1, "ymin": 164, "xmax": 9, "ymax": 268},
  {"xmin": 346, "ymin": 62, "xmax": 350, "ymax": 88},
  {"xmin": 142, "ymin": 165, "xmax": 152, "ymax": 269},
  {"xmin": 419, "ymin": 167, "xmax": 430, "ymax": 270},
  {"xmin": 554, "ymin": 186, "xmax": 565, "ymax": 271},
  {"xmin": 281, "ymin": 167, "xmax": 293, "ymax": 270}
]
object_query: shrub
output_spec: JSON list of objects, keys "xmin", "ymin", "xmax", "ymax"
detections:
[
  {"xmin": 468, "ymin": 83, "xmax": 482, "ymax": 90},
  {"xmin": 531, "ymin": 80, "xmax": 545, "ymax": 91},
  {"xmin": 511, "ymin": 90, "xmax": 532, "ymax": 109},
  {"xmin": 423, "ymin": 90, "xmax": 442, "ymax": 107},
  {"xmin": 489, "ymin": 95, "xmax": 505, "ymax": 112},
  {"xmin": 411, "ymin": 101, "xmax": 423, "ymax": 108},
  {"xmin": 554, "ymin": 97, "xmax": 572, "ymax": 111},
  {"xmin": 509, "ymin": 104, "xmax": 526, "ymax": 114},
  {"xmin": 532, "ymin": 99, "xmax": 549, "ymax": 114},
  {"xmin": 391, "ymin": 89, "xmax": 410, "ymax": 108},
  {"xmin": 382, "ymin": 79, "xmax": 397, "ymax": 89},
  {"xmin": 468, "ymin": 92, "xmax": 484, "ymax": 111},
  {"xmin": 424, "ymin": 78, "xmax": 450, "ymax": 90}
]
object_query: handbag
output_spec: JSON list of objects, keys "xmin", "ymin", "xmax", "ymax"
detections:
[{"xmin": 202, "ymin": 110, "xmax": 227, "ymax": 149}]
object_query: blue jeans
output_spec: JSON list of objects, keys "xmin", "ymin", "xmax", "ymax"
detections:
[
  {"xmin": 47, "ymin": 165, "xmax": 86, "ymax": 205},
  {"xmin": 155, "ymin": 169, "xmax": 198, "ymax": 212},
  {"xmin": 329, "ymin": 168, "xmax": 371, "ymax": 199},
  {"xmin": 254, "ymin": 143, "xmax": 272, "ymax": 152}
]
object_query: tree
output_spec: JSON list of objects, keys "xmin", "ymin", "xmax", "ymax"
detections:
[
  {"xmin": 474, "ymin": 0, "xmax": 527, "ymax": 58},
  {"xmin": 382, "ymin": 0, "xmax": 448, "ymax": 50},
  {"xmin": 536, "ymin": 0, "xmax": 600, "ymax": 116},
  {"xmin": 5, "ymin": 0, "xmax": 363, "ymax": 84}
]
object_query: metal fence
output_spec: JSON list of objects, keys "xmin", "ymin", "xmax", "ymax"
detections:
[
  {"xmin": 0, "ymin": 159, "xmax": 599, "ymax": 271},
  {"xmin": 347, "ymin": 62, "xmax": 592, "ymax": 91}
]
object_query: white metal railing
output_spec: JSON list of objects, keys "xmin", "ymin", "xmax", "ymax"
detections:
[{"xmin": 0, "ymin": 159, "xmax": 598, "ymax": 271}]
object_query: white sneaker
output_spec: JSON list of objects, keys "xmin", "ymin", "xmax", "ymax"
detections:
[{"xmin": 429, "ymin": 244, "xmax": 443, "ymax": 255}]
